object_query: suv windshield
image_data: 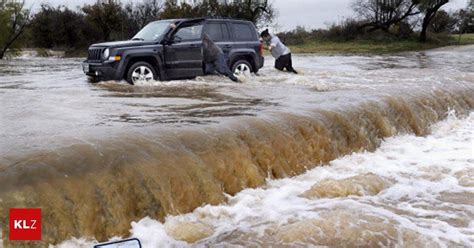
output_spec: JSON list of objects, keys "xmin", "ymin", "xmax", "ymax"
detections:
[{"xmin": 132, "ymin": 21, "xmax": 173, "ymax": 41}]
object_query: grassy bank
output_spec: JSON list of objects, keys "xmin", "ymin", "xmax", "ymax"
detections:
[
  {"xmin": 453, "ymin": 33, "xmax": 474, "ymax": 45},
  {"xmin": 288, "ymin": 34, "xmax": 474, "ymax": 55}
]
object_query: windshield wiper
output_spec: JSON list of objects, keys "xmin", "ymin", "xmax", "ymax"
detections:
[{"xmin": 131, "ymin": 38, "xmax": 144, "ymax": 41}]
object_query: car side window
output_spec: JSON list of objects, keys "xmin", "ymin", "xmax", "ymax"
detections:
[
  {"xmin": 204, "ymin": 23, "xmax": 231, "ymax": 42},
  {"xmin": 175, "ymin": 24, "xmax": 203, "ymax": 41},
  {"xmin": 221, "ymin": 24, "xmax": 231, "ymax": 41},
  {"xmin": 232, "ymin": 23, "xmax": 255, "ymax": 41},
  {"xmin": 205, "ymin": 23, "xmax": 222, "ymax": 41}
]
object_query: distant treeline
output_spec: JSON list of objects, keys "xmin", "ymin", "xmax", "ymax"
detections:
[
  {"xmin": 1, "ymin": 0, "xmax": 473, "ymax": 59},
  {"xmin": 0, "ymin": 0, "xmax": 274, "ymax": 58},
  {"xmin": 27, "ymin": 0, "xmax": 274, "ymax": 50}
]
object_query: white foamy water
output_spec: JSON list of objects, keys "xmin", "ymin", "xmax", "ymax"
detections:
[{"xmin": 55, "ymin": 111, "xmax": 474, "ymax": 247}]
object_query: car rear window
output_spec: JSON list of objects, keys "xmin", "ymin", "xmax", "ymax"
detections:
[
  {"xmin": 204, "ymin": 23, "xmax": 231, "ymax": 42},
  {"xmin": 232, "ymin": 23, "xmax": 256, "ymax": 41}
]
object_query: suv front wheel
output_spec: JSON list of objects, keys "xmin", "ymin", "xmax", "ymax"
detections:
[
  {"xmin": 126, "ymin": 62, "xmax": 158, "ymax": 85},
  {"xmin": 232, "ymin": 60, "xmax": 253, "ymax": 77}
]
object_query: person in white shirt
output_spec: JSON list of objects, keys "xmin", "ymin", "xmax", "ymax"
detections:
[{"xmin": 260, "ymin": 29, "xmax": 298, "ymax": 74}]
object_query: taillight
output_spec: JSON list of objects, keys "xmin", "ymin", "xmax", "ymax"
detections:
[{"xmin": 259, "ymin": 42, "xmax": 263, "ymax": 55}]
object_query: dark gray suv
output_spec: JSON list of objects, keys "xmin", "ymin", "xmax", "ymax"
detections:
[{"xmin": 82, "ymin": 18, "xmax": 264, "ymax": 84}]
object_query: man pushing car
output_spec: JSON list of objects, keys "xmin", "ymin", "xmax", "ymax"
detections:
[{"xmin": 260, "ymin": 29, "xmax": 298, "ymax": 74}]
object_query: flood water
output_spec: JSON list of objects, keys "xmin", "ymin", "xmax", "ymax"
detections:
[
  {"xmin": 0, "ymin": 45, "xmax": 473, "ymax": 246},
  {"xmin": 106, "ymin": 113, "xmax": 474, "ymax": 248}
]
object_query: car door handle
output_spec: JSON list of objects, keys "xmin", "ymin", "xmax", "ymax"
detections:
[
  {"xmin": 223, "ymin": 45, "xmax": 232, "ymax": 49},
  {"xmin": 188, "ymin": 44, "xmax": 199, "ymax": 48}
]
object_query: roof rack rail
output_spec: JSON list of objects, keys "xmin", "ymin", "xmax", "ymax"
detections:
[{"xmin": 203, "ymin": 16, "xmax": 249, "ymax": 22}]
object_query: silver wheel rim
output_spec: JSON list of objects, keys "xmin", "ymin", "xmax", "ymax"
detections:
[
  {"xmin": 234, "ymin": 63, "xmax": 251, "ymax": 76},
  {"xmin": 131, "ymin": 66, "xmax": 154, "ymax": 84}
]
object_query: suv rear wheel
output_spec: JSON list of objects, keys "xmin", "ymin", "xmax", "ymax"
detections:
[
  {"xmin": 126, "ymin": 62, "xmax": 158, "ymax": 85},
  {"xmin": 232, "ymin": 60, "xmax": 253, "ymax": 77}
]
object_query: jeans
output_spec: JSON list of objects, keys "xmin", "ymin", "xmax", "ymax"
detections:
[
  {"xmin": 275, "ymin": 53, "xmax": 297, "ymax": 73},
  {"xmin": 205, "ymin": 53, "xmax": 233, "ymax": 77}
]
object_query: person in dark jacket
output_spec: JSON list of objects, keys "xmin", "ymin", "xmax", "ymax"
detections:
[
  {"xmin": 202, "ymin": 34, "xmax": 239, "ymax": 82},
  {"xmin": 260, "ymin": 29, "xmax": 297, "ymax": 74}
]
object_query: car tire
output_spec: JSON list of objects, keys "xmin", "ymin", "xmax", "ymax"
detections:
[
  {"xmin": 231, "ymin": 60, "xmax": 253, "ymax": 76},
  {"xmin": 87, "ymin": 76, "xmax": 100, "ymax": 83},
  {"xmin": 126, "ymin": 62, "xmax": 158, "ymax": 85}
]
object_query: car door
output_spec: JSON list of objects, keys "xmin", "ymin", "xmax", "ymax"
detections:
[
  {"xmin": 203, "ymin": 21, "xmax": 233, "ymax": 59},
  {"xmin": 164, "ymin": 21, "xmax": 204, "ymax": 79}
]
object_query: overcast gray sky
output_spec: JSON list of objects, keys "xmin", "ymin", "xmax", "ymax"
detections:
[{"xmin": 24, "ymin": 0, "xmax": 469, "ymax": 31}]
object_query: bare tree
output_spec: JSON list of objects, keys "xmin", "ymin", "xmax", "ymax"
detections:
[
  {"xmin": 419, "ymin": 0, "xmax": 449, "ymax": 42},
  {"xmin": 239, "ymin": 0, "xmax": 275, "ymax": 28},
  {"xmin": 82, "ymin": 1, "xmax": 125, "ymax": 41},
  {"xmin": 352, "ymin": 0, "xmax": 420, "ymax": 32},
  {"xmin": 125, "ymin": 0, "xmax": 164, "ymax": 30},
  {"xmin": 0, "ymin": 0, "xmax": 30, "ymax": 59},
  {"xmin": 428, "ymin": 9, "xmax": 451, "ymax": 33},
  {"xmin": 458, "ymin": 0, "xmax": 474, "ymax": 33}
]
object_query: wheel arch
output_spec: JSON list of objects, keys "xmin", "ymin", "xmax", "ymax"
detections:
[
  {"xmin": 122, "ymin": 54, "xmax": 163, "ymax": 80},
  {"xmin": 229, "ymin": 51, "xmax": 258, "ymax": 72}
]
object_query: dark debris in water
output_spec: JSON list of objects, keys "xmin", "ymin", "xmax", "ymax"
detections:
[{"xmin": 103, "ymin": 113, "xmax": 220, "ymax": 126}]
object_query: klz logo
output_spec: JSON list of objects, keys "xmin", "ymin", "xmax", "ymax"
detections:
[{"xmin": 9, "ymin": 208, "xmax": 42, "ymax": 241}]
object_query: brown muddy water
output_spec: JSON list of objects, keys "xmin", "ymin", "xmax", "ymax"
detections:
[{"xmin": 0, "ymin": 45, "xmax": 473, "ymax": 247}]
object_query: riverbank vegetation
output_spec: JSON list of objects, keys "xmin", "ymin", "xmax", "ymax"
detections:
[
  {"xmin": 455, "ymin": 32, "xmax": 474, "ymax": 44},
  {"xmin": 287, "ymin": 37, "xmax": 457, "ymax": 55},
  {"xmin": 0, "ymin": 0, "xmax": 473, "ymax": 58},
  {"xmin": 279, "ymin": 29, "xmax": 474, "ymax": 55}
]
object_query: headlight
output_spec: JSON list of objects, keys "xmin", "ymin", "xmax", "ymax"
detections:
[{"xmin": 103, "ymin": 48, "xmax": 110, "ymax": 59}]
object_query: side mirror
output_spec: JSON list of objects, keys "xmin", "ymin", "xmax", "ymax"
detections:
[
  {"xmin": 162, "ymin": 36, "xmax": 182, "ymax": 45},
  {"xmin": 94, "ymin": 238, "xmax": 141, "ymax": 248},
  {"xmin": 172, "ymin": 36, "xmax": 183, "ymax": 44}
]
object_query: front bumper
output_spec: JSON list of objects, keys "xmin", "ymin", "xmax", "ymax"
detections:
[{"xmin": 82, "ymin": 60, "xmax": 121, "ymax": 81}]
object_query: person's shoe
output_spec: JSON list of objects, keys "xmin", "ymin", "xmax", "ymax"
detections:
[{"xmin": 229, "ymin": 75, "xmax": 240, "ymax": 82}]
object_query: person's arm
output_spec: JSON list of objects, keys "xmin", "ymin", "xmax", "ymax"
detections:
[
  {"xmin": 268, "ymin": 37, "xmax": 279, "ymax": 51},
  {"xmin": 260, "ymin": 37, "xmax": 274, "ymax": 51}
]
